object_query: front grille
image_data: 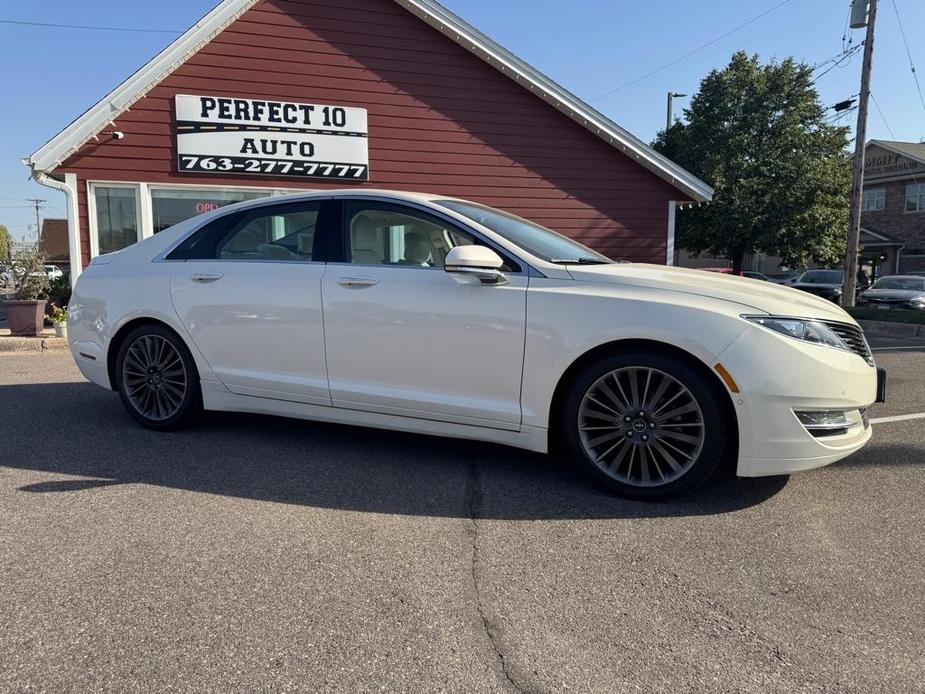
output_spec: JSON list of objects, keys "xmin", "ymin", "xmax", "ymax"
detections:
[{"xmin": 823, "ymin": 320, "xmax": 875, "ymax": 366}]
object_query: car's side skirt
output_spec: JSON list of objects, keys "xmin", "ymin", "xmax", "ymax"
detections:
[{"xmin": 200, "ymin": 381, "xmax": 549, "ymax": 454}]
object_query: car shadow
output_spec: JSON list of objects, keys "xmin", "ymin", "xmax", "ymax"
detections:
[{"xmin": 2, "ymin": 382, "xmax": 789, "ymax": 520}]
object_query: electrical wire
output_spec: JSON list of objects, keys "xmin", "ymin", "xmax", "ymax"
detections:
[
  {"xmin": 0, "ymin": 18, "xmax": 182, "ymax": 34},
  {"xmin": 590, "ymin": 0, "xmax": 796, "ymax": 101},
  {"xmin": 889, "ymin": 0, "xmax": 925, "ymax": 116},
  {"xmin": 810, "ymin": 43, "xmax": 863, "ymax": 85}
]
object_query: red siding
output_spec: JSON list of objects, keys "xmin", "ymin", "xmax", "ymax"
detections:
[{"xmin": 57, "ymin": 0, "xmax": 682, "ymax": 268}]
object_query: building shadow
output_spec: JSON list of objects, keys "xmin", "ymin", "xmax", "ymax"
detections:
[{"xmin": 0, "ymin": 381, "xmax": 790, "ymax": 519}]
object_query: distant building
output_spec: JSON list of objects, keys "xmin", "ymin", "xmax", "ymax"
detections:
[
  {"xmin": 38, "ymin": 218, "xmax": 69, "ymax": 268},
  {"xmin": 861, "ymin": 140, "xmax": 925, "ymax": 275}
]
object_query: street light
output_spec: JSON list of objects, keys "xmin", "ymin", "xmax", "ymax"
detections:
[{"xmin": 666, "ymin": 92, "xmax": 687, "ymax": 131}]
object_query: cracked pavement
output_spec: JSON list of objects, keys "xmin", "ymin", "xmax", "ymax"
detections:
[{"xmin": 1, "ymin": 348, "xmax": 923, "ymax": 693}]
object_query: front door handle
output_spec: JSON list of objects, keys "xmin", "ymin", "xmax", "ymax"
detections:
[
  {"xmin": 337, "ymin": 277, "xmax": 379, "ymax": 288},
  {"xmin": 191, "ymin": 272, "xmax": 223, "ymax": 282}
]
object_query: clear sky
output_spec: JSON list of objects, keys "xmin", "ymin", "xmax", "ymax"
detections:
[{"xmin": 1, "ymin": 0, "xmax": 923, "ymax": 241}]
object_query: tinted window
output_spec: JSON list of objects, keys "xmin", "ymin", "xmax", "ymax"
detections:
[
  {"xmin": 167, "ymin": 201, "xmax": 325, "ymax": 261},
  {"xmin": 343, "ymin": 202, "xmax": 519, "ymax": 271},
  {"xmin": 871, "ymin": 276, "xmax": 925, "ymax": 291},
  {"xmin": 800, "ymin": 270, "xmax": 842, "ymax": 284}
]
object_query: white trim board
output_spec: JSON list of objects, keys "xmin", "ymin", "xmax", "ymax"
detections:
[{"xmin": 25, "ymin": 0, "xmax": 713, "ymax": 204}]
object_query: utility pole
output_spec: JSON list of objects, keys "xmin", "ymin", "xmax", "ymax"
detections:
[
  {"xmin": 842, "ymin": 0, "xmax": 877, "ymax": 308},
  {"xmin": 666, "ymin": 92, "xmax": 687, "ymax": 131},
  {"xmin": 27, "ymin": 198, "xmax": 45, "ymax": 241}
]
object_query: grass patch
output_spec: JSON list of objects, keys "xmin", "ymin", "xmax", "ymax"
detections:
[{"xmin": 848, "ymin": 307, "xmax": 925, "ymax": 325}]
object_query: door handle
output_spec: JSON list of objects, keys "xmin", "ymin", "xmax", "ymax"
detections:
[
  {"xmin": 337, "ymin": 277, "xmax": 379, "ymax": 288},
  {"xmin": 191, "ymin": 272, "xmax": 223, "ymax": 282}
]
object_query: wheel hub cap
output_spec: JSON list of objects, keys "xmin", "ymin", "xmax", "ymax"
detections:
[
  {"xmin": 578, "ymin": 366, "xmax": 705, "ymax": 487},
  {"xmin": 121, "ymin": 335, "xmax": 187, "ymax": 421}
]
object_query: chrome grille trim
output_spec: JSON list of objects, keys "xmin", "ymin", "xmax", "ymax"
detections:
[{"xmin": 822, "ymin": 321, "xmax": 875, "ymax": 366}]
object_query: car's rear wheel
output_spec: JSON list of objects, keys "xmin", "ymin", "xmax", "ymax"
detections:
[
  {"xmin": 115, "ymin": 324, "xmax": 201, "ymax": 430},
  {"xmin": 561, "ymin": 350, "xmax": 727, "ymax": 500}
]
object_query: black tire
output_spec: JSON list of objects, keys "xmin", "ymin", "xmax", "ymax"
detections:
[
  {"xmin": 114, "ymin": 324, "xmax": 202, "ymax": 430},
  {"xmin": 560, "ymin": 349, "xmax": 727, "ymax": 500}
]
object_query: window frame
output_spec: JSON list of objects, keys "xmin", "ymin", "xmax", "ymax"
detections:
[
  {"xmin": 87, "ymin": 180, "xmax": 310, "ymax": 259},
  {"xmin": 87, "ymin": 182, "xmax": 142, "ymax": 257},
  {"xmin": 861, "ymin": 187, "xmax": 886, "ymax": 212},
  {"xmin": 164, "ymin": 199, "xmax": 335, "ymax": 263},
  {"xmin": 906, "ymin": 183, "xmax": 925, "ymax": 213},
  {"xmin": 331, "ymin": 198, "xmax": 523, "ymax": 274}
]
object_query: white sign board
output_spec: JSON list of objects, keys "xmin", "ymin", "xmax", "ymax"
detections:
[{"xmin": 175, "ymin": 94, "xmax": 369, "ymax": 181}]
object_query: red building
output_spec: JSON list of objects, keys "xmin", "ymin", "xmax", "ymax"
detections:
[{"xmin": 26, "ymin": 0, "xmax": 711, "ymax": 285}]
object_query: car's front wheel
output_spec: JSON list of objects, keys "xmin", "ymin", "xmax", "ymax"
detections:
[
  {"xmin": 561, "ymin": 350, "xmax": 728, "ymax": 500},
  {"xmin": 115, "ymin": 324, "xmax": 201, "ymax": 430}
]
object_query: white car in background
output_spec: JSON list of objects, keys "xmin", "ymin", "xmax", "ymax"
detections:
[{"xmin": 67, "ymin": 191, "xmax": 883, "ymax": 499}]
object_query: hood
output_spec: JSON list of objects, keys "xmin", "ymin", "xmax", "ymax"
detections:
[
  {"xmin": 565, "ymin": 263, "xmax": 853, "ymax": 321},
  {"xmin": 862, "ymin": 288, "xmax": 925, "ymax": 301}
]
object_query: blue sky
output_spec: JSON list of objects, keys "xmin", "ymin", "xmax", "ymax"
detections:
[{"xmin": 1, "ymin": 0, "xmax": 923, "ymax": 241}]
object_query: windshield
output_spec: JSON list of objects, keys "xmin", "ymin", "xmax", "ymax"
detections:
[
  {"xmin": 871, "ymin": 276, "xmax": 925, "ymax": 291},
  {"xmin": 435, "ymin": 199, "xmax": 612, "ymax": 264},
  {"xmin": 800, "ymin": 270, "xmax": 842, "ymax": 284}
]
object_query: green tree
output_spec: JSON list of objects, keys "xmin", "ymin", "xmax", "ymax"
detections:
[
  {"xmin": 654, "ymin": 52, "xmax": 852, "ymax": 272},
  {"xmin": 0, "ymin": 224, "xmax": 11, "ymax": 263}
]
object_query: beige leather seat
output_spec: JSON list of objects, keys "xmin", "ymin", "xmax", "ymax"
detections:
[{"xmin": 350, "ymin": 214, "xmax": 385, "ymax": 264}]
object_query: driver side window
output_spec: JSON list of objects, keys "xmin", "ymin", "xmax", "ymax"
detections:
[{"xmin": 345, "ymin": 204, "xmax": 475, "ymax": 269}]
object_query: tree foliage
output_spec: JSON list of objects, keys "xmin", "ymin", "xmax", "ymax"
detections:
[
  {"xmin": 0, "ymin": 224, "xmax": 11, "ymax": 263},
  {"xmin": 653, "ymin": 52, "xmax": 852, "ymax": 271}
]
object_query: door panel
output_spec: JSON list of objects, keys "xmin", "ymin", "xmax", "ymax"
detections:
[
  {"xmin": 171, "ymin": 262, "xmax": 330, "ymax": 405},
  {"xmin": 323, "ymin": 265, "xmax": 527, "ymax": 428}
]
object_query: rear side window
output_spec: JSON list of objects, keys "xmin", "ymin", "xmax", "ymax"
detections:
[{"xmin": 167, "ymin": 201, "xmax": 328, "ymax": 261}]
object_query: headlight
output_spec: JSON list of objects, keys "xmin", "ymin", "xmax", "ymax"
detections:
[
  {"xmin": 908, "ymin": 296, "xmax": 925, "ymax": 308},
  {"xmin": 743, "ymin": 315, "xmax": 850, "ymax": 351}
]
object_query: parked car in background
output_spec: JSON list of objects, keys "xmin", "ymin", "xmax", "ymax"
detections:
[
  {"xmin": 791, "ymin": 269, "xmax": 871, "ymax": 302},
  {"xmin": 67, "ymin": 190, "xmax": 881, "ymax": 500},
  {"xmin": 859, "ymin": 275, "xmax": 925, "ymax": 311},
  {"xmin": 792, "ymin": 269, "xmax": 845, "ymax": 302},
  {"xmin": 44, "ymin": 264, "xmax": 64, "ymax": 281},
  {"xmin": 767, "ymin": 270, "xmax": 803, "ymax": 286},
  {"xmin": 701, "ymin": 268, "xmax": 771, "ymax": 281}
]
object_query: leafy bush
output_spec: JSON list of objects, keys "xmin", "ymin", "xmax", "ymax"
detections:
[{"xmin": 7, "ymin": 247, "xmax": 50, "ymax": 301}]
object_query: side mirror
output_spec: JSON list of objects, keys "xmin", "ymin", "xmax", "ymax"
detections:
[{"xmin": 444, "ymin": 246, "xmax": 508, "ymax": 285}]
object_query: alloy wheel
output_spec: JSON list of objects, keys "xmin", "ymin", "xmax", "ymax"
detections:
[
  {"xmin": 577, "ymin": 367, "xmax": 705, "ymax": 487},
  {"xmin": 121, "ymin": 334, "xmax": 188, "ymax": 421}
]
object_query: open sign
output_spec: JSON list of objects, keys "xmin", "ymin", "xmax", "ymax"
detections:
[{"xmin": 195, "ymin": 202, "xmax": 221, "ymax": 214}]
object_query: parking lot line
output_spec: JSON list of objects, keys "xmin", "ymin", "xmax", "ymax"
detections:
[{"xmin": 870, "ymin": 412, "xmax": 925, "ymax": 425}]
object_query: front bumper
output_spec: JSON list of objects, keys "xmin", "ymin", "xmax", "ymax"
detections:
[{"xmin": 716, "ymin": 323, "xmax": 878, "ymax": 477}]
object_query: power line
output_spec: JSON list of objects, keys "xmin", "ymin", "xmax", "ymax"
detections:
[
  {"xmin": 889, "ymin": 0, "xmax": 925, "ymax": 116},
  {"xmin": 870, "ymin": 93, "xmax": 896, "ymax": 138},
  {"xmin": 0, "ymin": 18, "xmax": 182, "ymax": 34},
  {"xmin": 810, "ymin": 43, "xmax": 863, "ymax": 85},
  {"xmin": 590, "ymin": 0, "xmax": 796, "ymax": 101}
]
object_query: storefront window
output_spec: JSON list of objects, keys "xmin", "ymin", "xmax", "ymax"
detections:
[
  {"xmin": 94, "ymin": 186, "xmax": 139, "ymax": 254},
  {"xmin": 151, "ymin": 188, "xmax": 270, "ymax": 234}
]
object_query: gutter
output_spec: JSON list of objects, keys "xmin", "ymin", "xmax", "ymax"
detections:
[{"xmin": 25, "ymin": 161, "xmax": 82, "ymax": 288}]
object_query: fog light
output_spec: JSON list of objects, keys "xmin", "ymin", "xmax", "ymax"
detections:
[{"xmin": 794, "ymin": 410, "xmax": 851, "ymax": 437}]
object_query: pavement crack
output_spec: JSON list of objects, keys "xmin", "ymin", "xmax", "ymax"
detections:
[{"xmin": 464, "ymin": 461, "xmax": 530, "ymax": 694}]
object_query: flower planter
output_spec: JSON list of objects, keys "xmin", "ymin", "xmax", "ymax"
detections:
[
  {"xmin": 5, "ymin": 300, "xmax": 47, "ymax": 336},
  {"xmin": 53, "ymin": 322, "xmax": 67, "ymax": 338}
]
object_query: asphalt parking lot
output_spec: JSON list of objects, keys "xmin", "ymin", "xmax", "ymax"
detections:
[{"xmin": 1, "ymin": 341, "xmax": 923, "ymax": 693}]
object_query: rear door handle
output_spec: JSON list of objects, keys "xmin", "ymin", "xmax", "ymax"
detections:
[
  {"xmin": 191, "ymin": 272, "xmax": 223, "ymax": 282},
  {"xmin": 337, "ymin": 277, "xmax": 379, "ymax": 288}
]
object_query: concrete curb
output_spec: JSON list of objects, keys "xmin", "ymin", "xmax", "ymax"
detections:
[
  {"xmin": 0, "ymin": 329, "xmax": 69, "ymax": 353},
  {"xmin": 857, "ymin": 319, "xmax": 925, "ymax": 337}
]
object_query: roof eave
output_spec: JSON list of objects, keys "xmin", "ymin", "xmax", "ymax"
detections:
[{"xmin": 27, "ymin": 0, "xmax": 257, "ymax": 174}]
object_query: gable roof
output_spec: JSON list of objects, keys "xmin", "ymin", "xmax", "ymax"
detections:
[
  {"xmin": 26, "ymin": 0, "xmax": 713, "ymax": 202},
  {"xmin": 38, "ymin": 218, "xmax": 70, "ymax": 261},
  {"xmin": 868, "ymin": 140, "xmax": 925, "ymax": 166}
]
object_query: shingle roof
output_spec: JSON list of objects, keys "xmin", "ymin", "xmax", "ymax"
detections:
[
  {"xmin": 869, "ymin": 140, "xmax": 925, "ymax": 166},
  {"xmin": 38, "ymin": 218, "xmax": 69, "ymax": 263}
]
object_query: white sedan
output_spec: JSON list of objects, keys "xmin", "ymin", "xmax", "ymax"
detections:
[{"xmin": 67, "ymin": 191, "xmax": 882, "ymax": 499}]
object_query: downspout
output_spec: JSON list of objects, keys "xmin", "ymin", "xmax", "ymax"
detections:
[{"xmin": 25, "ymin": 163, "xmax": 82, "ymax": 288}]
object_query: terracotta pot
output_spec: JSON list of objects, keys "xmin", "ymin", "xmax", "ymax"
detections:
[{"xmin": 5, "ymin": 300, "xmax": 47, "ymax": 337}]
